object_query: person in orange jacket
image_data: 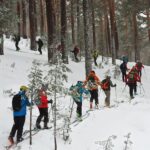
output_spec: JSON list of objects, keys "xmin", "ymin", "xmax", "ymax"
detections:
[
  {"xmin": 125, "ymin": 67, "xmax": 141, "ymax": 99},
  {"xmin": 36, "ymin": 85, "xmax": 53, "ymax": 129},
  {"xmin": 83, "ymin": 70, "xmax": 101, "ymax": 109}
]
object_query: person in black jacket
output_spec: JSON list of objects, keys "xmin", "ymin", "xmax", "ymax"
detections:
[
  {"xmin": 120, "ymin": 61, "xmax": 129, "ymax": 82},
  {"xmin": 13, "ymin": 34, "xmax": 20, "ymax": 51},
  {"xmin": 36, "ymin": 38, "xmax": 44, "ymax": 55}
]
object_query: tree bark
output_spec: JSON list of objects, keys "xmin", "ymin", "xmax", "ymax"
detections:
[
  {"xmin": 61, "ymin": 0, "xmax": 68, "ymax": 63},
  {"xmin": 108, "ymin": 0, "xmax": 116, "ymax": 65},
  {"xmin": 29, "ymin": 0, "xmax": 36, "ymax": 50},
  {"xmin": 0, "ymin": 32, "xmax": 4, "ymax": 55},
  {"xmin": 146, "ymin": 9, "xmax": 150, "ymax": 41},
  {"xmin": 22, "ymin": 0, "xmax": 27, "ymax": 38},
  {"xmin": 76, "ymin": 0, "xmax": 81, "ymax": 48},
  {"xmin": 17, "ymin": 1, "xmax": 21, "ymax": 35},
  {"xmin": 90, "ymin": 0, "xmax": 96, "ymax": 50},
  {"xmin": 39, "ymin": 0, "xmax": 44, "ymax": 36},
  {"xmin": 132, "ymin": 11, "xmax": 140, "ymax": 61},
  {"xmin": 71, "ymin": 0, "xmax": 75, "ymax": 45},
  {"xmin": 45, "ymin": 0, "xmax": 55, "ymax": 62},
  {"xmin": 83, "ymin": 0, "xmax": 92, "ymax": 76}
]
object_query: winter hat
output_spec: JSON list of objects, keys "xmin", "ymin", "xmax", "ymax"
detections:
[{"xmin": 20, "ymin": 85, "xmax": 28, "ymax": 91}]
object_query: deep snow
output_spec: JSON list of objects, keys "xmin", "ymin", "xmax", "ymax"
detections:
[{"xmin": 0, "ymin": 38, "xmax": 150, "ymax": 150}]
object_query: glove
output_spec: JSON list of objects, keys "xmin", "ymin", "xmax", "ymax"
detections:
[
  {"xmin": 114, "ymin": 84, "xmax": 116, "ymax": 87},
  {"xmin": 48, "ymin": 99, "xmax": 53, "ymax": 104}
]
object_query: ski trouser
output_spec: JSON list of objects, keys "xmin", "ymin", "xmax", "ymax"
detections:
[
  {"xmin": 128, "ymin": 83, "xmax": 137, "ymax": 98},
  {"xmin": 38, "ymin": 45, "xmax": 42, "ymax": 55},
  {"xmin": 15, "ymin": 41, "xmax": 20, "ymax": 51},
  {"xmin": 36, "ymin": 107, "xmax": 49, "ymax": 127},
  {"xmin": 89, "ymin": 89, "xmax": 99, "ymax": 105},
  {"xmin": 103, "ymin": 90, "xmax": 110, "ymax": 107},
  {"xmin": 9, "ymin": 116, "xmax": 25, "ymax": 140},
  {"xmin": 74, "ymin": 100, "xmax": 82, "ymax": 117},
  {"xmin": 74, "ymin": 53, "xmax": 79, "ymax": 61},
  {"xmin": 121, "ymin": 71, "xmax": 127, "ymax": 82},
  {"xmin": 94, "ymin": 57, "xmax": 98, "ymax": 66}
]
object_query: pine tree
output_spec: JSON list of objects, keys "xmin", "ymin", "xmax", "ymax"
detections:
[
  {"xmin": 44, "ymin": 51, "xmax": 71, "ymax": 150},
  {"xmin": 28, "ymin": 60, "xmax": 43, "ymax": 100},
  {"xmin": 27, "ymin": 59, "xmax": 43, "ymax": 145}
]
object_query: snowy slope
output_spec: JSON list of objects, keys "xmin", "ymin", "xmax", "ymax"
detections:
[{"xmin": 0, "ymin": 38, "xmax": 150, "ymax": 150}]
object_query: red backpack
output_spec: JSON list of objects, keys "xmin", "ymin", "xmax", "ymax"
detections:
[{"xmin": 101, "ymin": 80, "xmax": 109, "ymax": 90}]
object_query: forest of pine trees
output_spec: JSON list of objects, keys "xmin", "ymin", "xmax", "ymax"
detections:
[{"xmin": 0, "ymin": 0, "xmax": 150, "ymax": 65}]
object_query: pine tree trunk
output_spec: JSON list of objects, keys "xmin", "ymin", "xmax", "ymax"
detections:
[
  {"xmin": 61, "ymin": 0, "xmax": 68, "ymax": 63},
  {"xmin": 40, "ymin": 0, "xmax": 44, "ymax": 36},
  {"xmin": 99, "ymin": 15, "xmax": 104, "ymax": 60},
  {"xmin": 108, "ymin": 0, "xmax": 116, "ymax": 65},
  {"xmin": 71, "ymin": 0, "xmax": 75, "ymax": 45},
  {"xmin": 22, "ymin": 0, "xmax": 27, "ymax": 38},
  {"xmin": 132, "ymin": 11, "xmax": 140, "ymax": 61},
  {"xmin": 0, "ymin": 0, "xmax": 4, "ymax": 55},
  {"xmin": 76, "ymin": 0, "xmax": 81, "ymax": 48},
  {"xmin": 90, "ymin": 0, "xmax": 96, "ymax": 50},
  {"xmin": 45, "ymin": 0, "xmax": 55, "ymax": 62},
  {"xmin": 83, "ymin": 0, "xmax": 92, "ymax": 76},
  {"xmin": 146, "ymin": 9, "xmax": 150, "ymax": 41},
  {"xmin": 0, "ymin": 32, "xmax": 4, "ymax": 55},
  {"xmin": 34, "ymin": 1, "xmax": 38, "ymax": 35},
  {"xmin": 17, "ymin": 1, "xmax": 21, "ymax": 35},
  {"xmin": 29, "ymin": 0, "xmax": 36, "ymax": 50}
]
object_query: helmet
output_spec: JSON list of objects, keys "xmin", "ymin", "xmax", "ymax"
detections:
[
  {"xmin": 106, "ymin": 75, "xmax": 111, "ymax": 79},
  {"xmin": 20, "ymin": 85, "xmax": 28, "ymax": 91}
]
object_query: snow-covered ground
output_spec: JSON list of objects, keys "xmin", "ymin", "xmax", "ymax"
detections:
[{"xmin": 0, "ymin": 38, "xmax": 150, "ymax": 150}]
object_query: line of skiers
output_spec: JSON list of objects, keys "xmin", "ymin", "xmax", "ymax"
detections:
[
  {"xmin": 120, "ymin": 56, "xmax": 144, "ymax": 99},
  {"xmin": 8, "ymin": 85, "xmax": 53, "ymax": 145},
  {"xmin": 69, "ymin": 70, "xmax": 116, "ymax": 121},
  {"xmin": 12, "ymin": 35, "xmax": 44, "ymax": 55}
]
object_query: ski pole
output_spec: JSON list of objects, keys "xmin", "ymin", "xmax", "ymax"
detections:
[
  {"xmin": 115, "ymin": 86, "xmax": 117, "ymax": 102},
  {"xmin": 141, "ymin": 83, "xmax": 145, "ymax": 94},
  {"xmin": 143, "ymin": 68, "xmax": 147, "ymax": 80},
  {"xmin": 122, "ymin": 84, "xmax": 127, "ymax": 93}
]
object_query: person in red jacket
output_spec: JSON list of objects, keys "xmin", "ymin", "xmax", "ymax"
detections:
[
  {"xmin": 135, "ymin": 60, "xmax": 144, "ymax": 77},
  {"xmin": 36, "ymin": 86, "xmax": 53, "ymax": 129},
  {"xmin": 125, "ymin": 67, "xmax": 141, "ymax": 99}
]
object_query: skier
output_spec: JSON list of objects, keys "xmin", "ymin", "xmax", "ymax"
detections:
[
  {"xmin": 69, "ymin": 81, "xmax": 89, "ymax": 120},
  {"xmin": 13, "ymin": 34, "xmax": 20, "ymax": 51},
  {"xmin": 36, "ymin": 38, "xmax": 44, "ymax": 55},
  {"xmin": 125, "ymin": 67, "xmax": 141, "ymax": 99},
  {"xmin": 92, "ymin": 50, "xmax": 99, "ymax": 66},
  {"xmin": 121, "ymin": 55, "xmax": 128, "ymax": 63},
  {"xmin": 135, "ymin": 60, "xmax": 144, "ymax": 77},
  {"xmin": 8, "ymin": 86, "xmax": 30, "ymax": 144},
  {"xmin": 36, "ymin": 85, "xmax": 53, "ymax": 129},
  {"xmin": 71, "ymin": 45, "xmax": 80, "ymax": 62},
  {"xmin": 101, "ymin": 76, "xmax": 116, "ymax": 107},
  {"xmin": 120, "ymin": 60, "xmax": 129, "ymax": 82},
  {"xmin": 83, "ymin": 70, "xmax": 101, "ymax": 109}
]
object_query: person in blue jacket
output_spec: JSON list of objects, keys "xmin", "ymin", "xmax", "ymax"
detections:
[
  {"xmin": 69, "ymin": 81, "xmax": 89, "ymax": 120},
  {"xmin": 8, "ymin": 86, "xmax": 30, "ymax": 144}
]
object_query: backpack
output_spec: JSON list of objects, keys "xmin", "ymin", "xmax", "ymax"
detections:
[
  {"xmin": 12, "ymin": 94, "xmax": 22, "ymax": 112},
  {"xmin": 128, "ymin": 72, "xmax": 135, "ymax": 82},
  {"xmin": 69, "ymin": 85, "xmax": 80, "ymax": 102},
  {"xmin": 101, "ymin": 80, "xmax": 109, "ymax": 90},
  {"xmin": 87, "ymin": 76, "xmax": 97, "ymax": 89}
]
